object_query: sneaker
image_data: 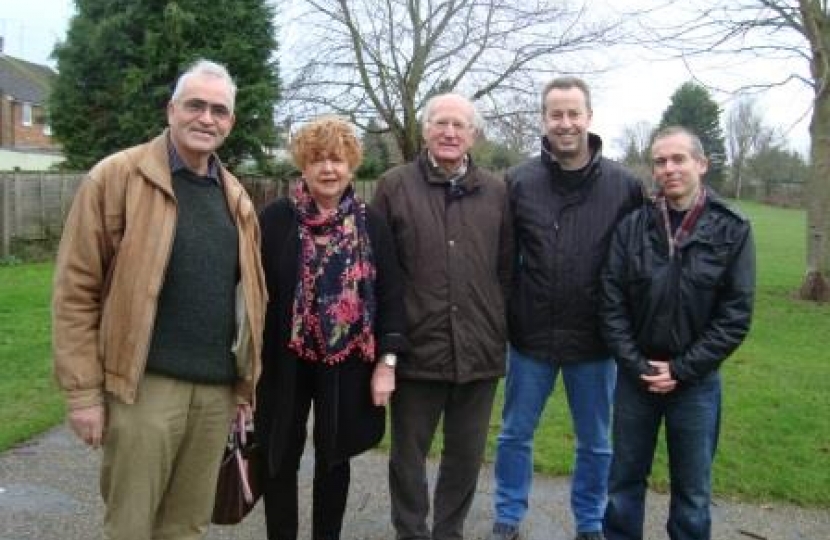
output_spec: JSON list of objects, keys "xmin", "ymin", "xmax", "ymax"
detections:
[
  {"xmin": 574, "ymin": 532, "xmax": 605, "ymax": 540},
  {"xmin": 489, "ymin": 522, "xmax": 519, "ymax": 540}
]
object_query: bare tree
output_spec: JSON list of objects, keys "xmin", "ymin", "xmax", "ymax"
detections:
[
  {"xmin": 481, "ymin": 91, "xmax": 542, "ymax": 157},
  {"xmin": 633, "ymin": 0, "xmax": 829, "ymax": 301},
  {"xmin": 616, "ymin": 121, "xmax": 655, "ymax": 189},
  {"xmin": 279, "ymin": 0, "xmax": 624, "ymax": 161},
  {"xmin": 726, "ymin": 98, "xmax": 773, "ymax": 199}
]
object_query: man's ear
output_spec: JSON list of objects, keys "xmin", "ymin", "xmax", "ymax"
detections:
[{"xmin": 697, "ymin": 156, "xmax": 709, "ymax": 176}]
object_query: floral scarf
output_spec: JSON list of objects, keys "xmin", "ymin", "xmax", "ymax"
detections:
[{"xmin": 287, "ymin": 181, "xmax": 377, "ymax": 364}]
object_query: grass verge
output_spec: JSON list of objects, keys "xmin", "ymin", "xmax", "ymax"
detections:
[
  {"xmin": 482, "ymin": 201, "xmax": 830, "ymax": 507},
  {"xmin": 0, "ymin": 262, "xmax": 65, "ymax": 450},
  {"xmin": 1, "ymin": 202, "xmax": 827, "ymax": 506}
]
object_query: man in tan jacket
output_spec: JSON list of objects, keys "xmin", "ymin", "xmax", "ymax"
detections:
[{"xmin": 52, "ymin": 59, "xmax": 266, "ymax": 540}]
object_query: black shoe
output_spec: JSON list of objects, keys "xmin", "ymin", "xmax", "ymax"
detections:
[
  {"xmin": 574, "ymin": 532, "xmax": 605, "ymax": 540},
  {"xmin": 489, "ymin": 522, "xmax": 519, "ymax": 540}
]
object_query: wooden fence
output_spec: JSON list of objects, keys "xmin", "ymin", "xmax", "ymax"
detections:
[
  {"xmin": 0, "ymin": 172, "xmax": 84, "ymax": 258},
  {"xmin": 0, "ymin": 172, "xmax": 379, "ymax": 259}
]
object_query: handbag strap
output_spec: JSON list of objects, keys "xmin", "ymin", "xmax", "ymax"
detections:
[
  {"xmin": 232, "ymin": 408, "xmax": 255, "ymax": 504},
  {"xmin": 236, "ymin": 409, "xmax": 248, "ymax": 446},
  {"xmin": 234, "ymin": 447, "xmax": 255, "ymax": 504}
]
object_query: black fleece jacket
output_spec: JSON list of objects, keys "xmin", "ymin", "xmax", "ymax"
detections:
[{"xmin": 507, "ymin": 133, "xmax": 644, "ymax": 363}]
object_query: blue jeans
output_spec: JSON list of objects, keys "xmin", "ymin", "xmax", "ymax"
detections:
[
  {"xmin": 493, "ymin": 346, "xmax": 615, "ymax": 533},
  {"xmin": 604, "ymin": 372, "xmax": 721, "ymax": 540}
]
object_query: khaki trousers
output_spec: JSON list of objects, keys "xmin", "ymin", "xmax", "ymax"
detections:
[{"xmin": 101, "ymin": 373, "xmax": 235, "ymax": 540}]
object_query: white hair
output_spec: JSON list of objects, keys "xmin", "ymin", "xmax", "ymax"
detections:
[
  {"xmin": 171, "ymin": 59, "xmax": 237, "ymax": 112},
  {"xmin": 420, "ymin": 92, "xmax": 484, "ymax": 133}
]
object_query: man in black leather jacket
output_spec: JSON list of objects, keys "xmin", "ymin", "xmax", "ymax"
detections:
[{"xmin": 600, "ymin": 126, "xmax": 755, "ymax": 540}]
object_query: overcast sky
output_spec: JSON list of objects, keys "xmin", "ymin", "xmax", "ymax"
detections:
[{"xmin": 1, "ymin": 0, "xmax": 813, "ymax": 156}]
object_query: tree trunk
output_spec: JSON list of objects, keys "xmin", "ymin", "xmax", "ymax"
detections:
[
  {"xmin": 735, "ymin": 170, "xmax": 743, "ymax": 200},
  {"xmin": 797, "ymin": 0, "xmax": 830, "ymax": 302},
  {"xmin": 799, "ymin": 78, "xmax": 830, "ymax": 302}
]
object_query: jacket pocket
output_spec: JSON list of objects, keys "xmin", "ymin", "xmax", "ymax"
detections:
[{"xmin": 687, "ymin": 242, "xmax": 732, "ymax": 288}]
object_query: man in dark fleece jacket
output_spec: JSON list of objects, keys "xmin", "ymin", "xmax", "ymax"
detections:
[{"xmin": 489, "ymin": 77, "xmax": 643, "ymax": 540}]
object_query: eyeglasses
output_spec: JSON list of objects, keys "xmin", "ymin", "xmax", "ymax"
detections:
[
  {"xmin": 430, "ymin": 119, "xmax": 473, "ymax": 132},
  {"xmin": 179, "ymin": 98, "xmax": 232, "ymax": 120}
]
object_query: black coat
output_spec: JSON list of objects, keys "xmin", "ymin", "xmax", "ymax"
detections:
[
  {"xmin": 254, "ymin": 197, "xmax": 406, "ymax": 475},
  {"xmin": 600, "ymin": 193, "xmax": 755, "ymax": 384},
  {"xmin": 507, "ymin": 134, "xmax": 644, "ymax": 363}
]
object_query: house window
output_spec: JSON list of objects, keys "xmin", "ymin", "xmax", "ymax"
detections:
[
  {"xmin": 43, "ymin": 123, "xmax": 52, "ymax": 136},
  {"xmin": 22, "ymin": 102, "xmax": 33, "ymax": 126}
]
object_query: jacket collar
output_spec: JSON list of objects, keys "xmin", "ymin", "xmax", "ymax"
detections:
[
  {"xmin": 646, "ymin": 189, "xmax": 739, "ymax": 248},
  {"xmin": 166, "ymin": 132, "xmax": 221, "ymax": 185},
  {"xmin": 540, "ymin": 132, "xmax": 603, "ymax": 180},
  {"xmin": 134, "ymin": 130, "xmax": 176, "ymax": 196},
  {"xmin": 136, "ymin": 129, "xmax": 247, "ymax": 218},
  {"xmin": 417, "ymin": 150, "xmax": 482, "ymax": 191}
]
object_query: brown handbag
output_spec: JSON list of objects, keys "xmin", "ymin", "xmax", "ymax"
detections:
[{"xmin": 212, "ymin": 410, "xmax": 262, "ymax": 525}]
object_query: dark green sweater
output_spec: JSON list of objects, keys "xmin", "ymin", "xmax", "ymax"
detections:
[{"xmin": 145, "ymin": 169, "xmax": 240, "ymax": 384}]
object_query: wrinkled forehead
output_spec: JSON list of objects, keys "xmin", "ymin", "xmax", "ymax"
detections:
[
  {"xmin": 177, "ymin": 75, "xmax": 234, "ymax": 107},
  {"xmin": 429, "ymin": 96, "xmax": 474, "ymax": 122}
]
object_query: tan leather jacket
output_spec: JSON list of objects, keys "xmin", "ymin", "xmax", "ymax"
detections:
[{"xmin": 52, "ymin": 131, "xmax": 266, "ymax": 410}]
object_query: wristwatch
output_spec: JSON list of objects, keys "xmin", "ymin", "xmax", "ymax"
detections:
[{"xmin": 381, "ymin": 353, "xmax": 398, "ymax": 368}]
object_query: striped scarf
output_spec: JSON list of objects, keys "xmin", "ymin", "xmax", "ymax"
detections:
[{"xmin": 656, "ymin": 187, "xmax": 707, "ymax": 258}]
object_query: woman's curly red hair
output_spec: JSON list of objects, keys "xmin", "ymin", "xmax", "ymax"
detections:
[{"xmin": 290, "ymin": 116, "xmax": 363, "ymax": 172}]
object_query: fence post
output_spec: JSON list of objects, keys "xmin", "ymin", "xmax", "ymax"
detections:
[
  {"xmin": 1, "ymin": 176, "xmax": 9, "ymax": 258},
  {"xmin": 13, "ymin": 172, "xmax": 23, "ymax": 242},
  {"xmin": 39, "ymin": 173, "xmax": 47, "ymax": 238}
]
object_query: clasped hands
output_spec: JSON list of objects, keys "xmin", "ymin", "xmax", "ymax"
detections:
[{"xmin": 640, "ymin": 360, "xmax": 677, "ymax": 394}]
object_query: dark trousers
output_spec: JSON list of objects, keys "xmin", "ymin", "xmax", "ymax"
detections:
[
  {"xmin": 604, "ymin": 372, "xmax": 721, "ymax": 540},
  {"xmin": 389, "ymin": 378, "xmax": 498, "ymax": 540},
  {"xmin": 262, "ymin": 361, "xmax": 351, "ymax": 540}
]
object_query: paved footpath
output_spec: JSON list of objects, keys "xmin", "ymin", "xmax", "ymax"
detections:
[{"xmin": 1, "ymin": 425, "xmax": 828, "ymax": 540}]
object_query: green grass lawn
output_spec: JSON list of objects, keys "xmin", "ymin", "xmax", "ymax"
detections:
[
  {"xmin": 1, "ymin": 201, "xmax": 828, "ymax": 507},
  {"xmin": 0, "ymin": 262, "xmax": 65, "ymax": 449},
  {"xmin": 480, "ymin": 200, "xmax": 830, "ymax": 507}
]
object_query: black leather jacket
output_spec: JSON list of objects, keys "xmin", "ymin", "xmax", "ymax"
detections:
[
  {"xmin": 599, "ymin": 193, "xmax": 755, "ymax": 384},
  {"xmin": 507, "ymin": 134, "xmax": 644, "ymax": 363}
]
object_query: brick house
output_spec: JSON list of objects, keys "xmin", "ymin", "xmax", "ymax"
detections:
[{"xmin": 0, "ymin": 38, "xmax": 60, "ymax": 153}]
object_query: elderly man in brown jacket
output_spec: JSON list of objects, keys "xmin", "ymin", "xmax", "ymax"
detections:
[
  {"xmin": 372, "ymin": 93, "xmax": 512, "ymax": 540},
  {"xmin": 52, "ymin": 59, "xmax": 266, "ymax": 540}
]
